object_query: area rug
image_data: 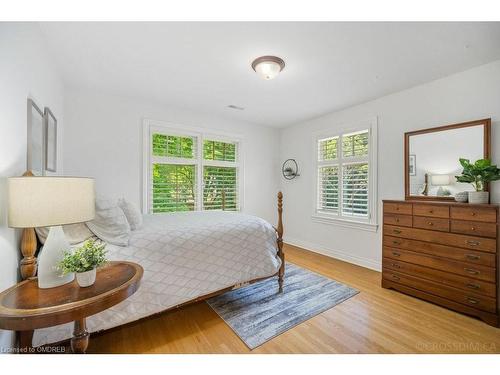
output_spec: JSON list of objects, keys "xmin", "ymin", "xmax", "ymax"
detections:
[{"xmin": 206, "ymin": 262, "xmax": 359, "ymax": 349}]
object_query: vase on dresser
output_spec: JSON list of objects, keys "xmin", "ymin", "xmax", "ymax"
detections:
[{"xmin": 468, "ymin": 191, "xmax": 489, "ymax": 204}]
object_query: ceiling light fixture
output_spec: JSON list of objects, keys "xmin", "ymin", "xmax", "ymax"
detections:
[{"xmin": 251, "ymin": 56, "xmax": 285, "ymax": 80}]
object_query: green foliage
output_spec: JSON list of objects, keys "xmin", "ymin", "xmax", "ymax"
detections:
[
  {"xmin": 152, "ymin": 134, "xmax": 194, "ymax": 158},
  {"xmin": 153, "ymin": 164, "xmax": 196, "ymax": 213},
  {"xmin": 203, "ymin": 166, "xmax": 237, "ymax": 210},
  {"xmin": 203, "ymin": 140, "xmax": 236, "ymax": 162},
  {"xmin": 342, "ymin": 132, "xmax": 369, "ymax": 158},
  {"xmin": 152, "ymin": 136, "xmax": 238, "ymax": 213},
  {"xmin": 455, "ymin": 158, "xmax": 500, "ymax": 191},
  {"xmin": 320, "ymin": 138, "xmax": 338, "ymax": 160},
  {"xmin": 58, "ymin": 239, "xmax": 107, "ymax": 275}
]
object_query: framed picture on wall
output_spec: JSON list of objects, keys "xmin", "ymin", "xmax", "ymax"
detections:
[
  {"xmin": 27, "ymin": 98, "xmax": 45, "ymax": 176},
  {"xmin": 409, "ymin": 154, "xmax": 416, "ymax": 176},
  {"xmin": 44, "ymin": 107, "xmax": 57, "ymax": 172}
]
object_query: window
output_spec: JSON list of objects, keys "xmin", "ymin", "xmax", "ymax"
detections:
[
  {"xmin": 144, "ymin": 121, "xmax": 241, "ymax": 213},
  {"xmin": 314, "ymin": 120, "xmax": 377, "ymax": 231}
]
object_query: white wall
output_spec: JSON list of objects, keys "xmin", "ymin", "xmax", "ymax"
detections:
[
  {"xmin": 0, "ymin": 23, "xmax": 65, "ymax": 350},
  {"xmin": 279, "ymin": 60, "xmax": 500, "ymax": 271},
  {"xmin": 63, "ymin": 89, "xmax": 281, "ymax": 224}
]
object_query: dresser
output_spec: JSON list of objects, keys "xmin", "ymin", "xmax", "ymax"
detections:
[{"xmin": 382, "ymin": 200, "xmax": 499, "ymax": 327}]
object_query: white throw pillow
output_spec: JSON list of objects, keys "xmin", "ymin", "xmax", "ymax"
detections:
[
  {"xmin": 35, "ymin": 223, "xmax": 94, "ymax": 245},
  {"xmin": 118, "ymin": 198, "xmax": 143, "ymax": 230},
  {"xmin": 86, "ymin": 198, "xmax": 131, "ymax": 246}
]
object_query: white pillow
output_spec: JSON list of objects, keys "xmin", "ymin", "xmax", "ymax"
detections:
[
  {"xmin": 35, "ymin": 223, "xmax": 94, "ymax": 245},
  {"xmin": 118, "ymin": 198, "xmax": 143, "ymax": 230},
  {"xmin": 86, "ymin": 198, "xmax": 131, "ymax": 246}
]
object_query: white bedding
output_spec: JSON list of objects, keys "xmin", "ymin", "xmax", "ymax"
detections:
[{"xmin": 33, "ymin": 211, "xmax": 281, "ymax": 347}]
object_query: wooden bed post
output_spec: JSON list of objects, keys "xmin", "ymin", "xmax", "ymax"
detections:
[{"xmin": 277, "ymin": 191, "xmax": 285, "ymax": 292}]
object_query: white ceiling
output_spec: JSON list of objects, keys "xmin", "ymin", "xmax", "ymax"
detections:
[{"xmin": 39, "ymin": 22, "xmax": 500, "ymax": 127}]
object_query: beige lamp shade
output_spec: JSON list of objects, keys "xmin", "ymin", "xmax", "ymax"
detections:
[
  {"xmin": 8, "ymin": 177, "xmax": 95, "ymax": 228},
  {"xmin": 431, "ymin": 174, "xmax": 451, "ymax": 186}
]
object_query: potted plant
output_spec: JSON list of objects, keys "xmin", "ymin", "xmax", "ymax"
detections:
[
  {"xmin": 455, "ymin": 158, "xmax": 500, "ymax": 204},
  {"xmin": 58, "ymin": 239, "xmax": 107, "ymax": 287}
]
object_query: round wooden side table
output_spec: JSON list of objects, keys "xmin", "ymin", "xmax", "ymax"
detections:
[{"xmin": 0, "ymin": 261, "xmax": 143, "ymax": 354}]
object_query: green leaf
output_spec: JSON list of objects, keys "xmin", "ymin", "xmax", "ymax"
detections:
[
  {"xmin": 474, "ymin": 159, "xmax": 491, "ymax": 168},
  {"xmin": 459, "ymin": 158, "xmax": 471, "ymax": 168}
]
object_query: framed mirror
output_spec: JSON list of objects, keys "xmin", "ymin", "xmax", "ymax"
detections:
[
  {"xmin": 27, "ymin": 98, "xmax": 45, "ymax": 176},
  {"xmin": 405, "ymin": 119, "xmax": 491, "ymax": 201}
]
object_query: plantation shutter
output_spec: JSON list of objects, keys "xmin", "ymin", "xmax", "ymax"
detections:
[
  {"xmin": 316, "ymin": 129, "xmax": 370, "ymax": 220},
  {"xmin": 152, "ymin": 164, "xmax": 197, "ymax": 212},
  {"xmin": 341, "ymin": 163, "xmax": 368, "ymax": 217},
  {"xmin": 318, "ymin": 166, "xmax": 339, "ymax": 212},
  {"xmin": 151, "ymin": 133, "xmax": 198, "ymax": 213},
  {"xmin": 203, "ymin": 140, "xmax": 238, "ymax": 211},
  {"xmin": 341, "ymin": 130, "xmax": 369, "ymax": 218}
]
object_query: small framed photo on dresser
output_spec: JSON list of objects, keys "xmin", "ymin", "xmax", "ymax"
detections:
[{"xmin": 44, "ymin": 107, "xmax": 57, "ymax": 172}]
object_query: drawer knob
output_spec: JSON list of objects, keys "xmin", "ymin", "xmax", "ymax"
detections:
[
  {"xmin": 427, "ymin": 221, "xmax": 434, "ymax": 226},
  {"xmin": 392, "ymin": 240, "xmax": 401, "ymax": 245},
  {"xmin": 391, "ymin": 275, "xmax": 400, "ymax": 280},
  {"xmin": 464, "ymin": 268, "xmax": 480, "ymax": 275},
  {"xmin": 395, "ymin": 218, "xmax": 400, "ymax": 222},
  {"xmin": 393, "ymin": 229, "xmax": 402, "ymax": 234},
  {"xmin": 466, "ymin": 240, "xmax": 480, "ymax": 246},
  {"xmin": 390, "ymin": 263, "xmax": 400, "ymax": 269},
  {"xmin": 429, "ymin": 210, "xmax": 433, "ymax": 214},
  {"xmin": 471, "ymin": 212, "xmax": 476, "ymax": 216},
  {"xmin": 471, "ymin": 227, "xmax": 476, "ymax": 231},
  {"xmin": 392, "ymin": 252, "xmax": 401, "ymax": 257},
  {"xmin": 466, "ymin": 254, "xmax": 480, "ymax": 261},
  {"xmin": 466, "ymin": 297, "xmax": 479, "ymax": 305},
  {"xmin": 466, "ymin": 283, "xmax": 480, "ymax": 290}
]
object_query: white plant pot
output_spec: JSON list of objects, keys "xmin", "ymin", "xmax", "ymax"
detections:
[
  {"xmin": 468, "ymin": 191, "xmax": 489, "ymax": 204},
  {"xmin": 76, "ymin": 268, "xmax": 97, "ymax": 287}
]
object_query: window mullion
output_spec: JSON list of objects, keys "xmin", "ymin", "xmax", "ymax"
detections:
[
  {"xmin": 197, "ymin": 135, "xmax": 203, "ymax": 211},
  {"xmin": 338, "ymin": 135, "xmax": 344, "ymax": 218}
]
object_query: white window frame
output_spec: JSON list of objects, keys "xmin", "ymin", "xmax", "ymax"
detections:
[
  {"xmin": 312, "ymin": 117, "xmax": 378, "ymax": 232},
  {"xmin": 142, "ymin": 119, "xmax": 244, "ymax": 214}
]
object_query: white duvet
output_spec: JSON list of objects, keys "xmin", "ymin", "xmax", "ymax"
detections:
[{"xmin": 33, "ymin": 211, "xmax": 281, "ymax": 347}]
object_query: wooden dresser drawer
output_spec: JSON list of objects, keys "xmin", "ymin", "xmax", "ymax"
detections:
[
  {"xmin": 383, "ymin": 269, "xmax": 497, "ymax": 313},
  {"xmin": 451, "ymin": 220, "xmax": 497, "ymax": 238},
  {"xmin": 413, "ymin": 216, "xmax": 449, "ymax": 232},
  {"xmin": 383, "ymin": 258, "xmax": 496, "ymax": 298},
  {"xmin": 384, "ymin": 225, "xmax": 497, "ymax": 253},
  {"xmin": 383, "ymin": 236, "xmax": 496, "ymax": 267},
  {"xmin": 384, "ymin": 202, "xmax": 412, "ymax": 215},
  {"xmin": 383, "ymin": 247, "xmax": 496, "ymax": 283},
  {"xmin": 383, "ymin": 214, "xmax": 412, "ymax": 227},
  {"xmin": 413, "ymin": 204, "xmax": 449, "ymax": 218},
  {"xmin": 450, "ymin": 206, "xmax": 497, "ymax": 223}
]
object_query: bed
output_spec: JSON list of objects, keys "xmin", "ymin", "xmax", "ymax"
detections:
[{"xmin": 29, "ymin": 192, "xmax": 285, "ymax": 347}]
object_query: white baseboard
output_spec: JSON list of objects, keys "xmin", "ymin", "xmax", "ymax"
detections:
[{"xmin": 285, "ymin": 236, "xmax": 382, "ymax": 272}]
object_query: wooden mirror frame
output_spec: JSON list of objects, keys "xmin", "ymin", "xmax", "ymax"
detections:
[{"xmin": 404, "ymin": 118, "xmax": 491, "ymax": 201}]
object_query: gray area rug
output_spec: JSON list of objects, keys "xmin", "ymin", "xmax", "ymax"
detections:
[{"xmin": 206, "ymin": 262, "xmax": 359, "ymax": 349}]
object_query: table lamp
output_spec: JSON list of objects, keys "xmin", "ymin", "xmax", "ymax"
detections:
[
  {"xmin": 431, "ymin": 174, "xmax": 451, "ymax": 196},
  {"xmin": 8, "ymin": 177, "xmax": 95, "ymax": 289}
]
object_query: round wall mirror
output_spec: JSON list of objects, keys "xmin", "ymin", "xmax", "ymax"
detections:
[{"xmin": 282, "ymin": 159, "xmax": 300, "ymax": 180}]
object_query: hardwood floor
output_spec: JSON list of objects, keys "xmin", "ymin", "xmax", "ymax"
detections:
[{"xmin": 87, "ymin": 244, "xmax": 500, "ymax": 354}]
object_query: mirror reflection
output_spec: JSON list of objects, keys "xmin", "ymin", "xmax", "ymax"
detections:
[{"xmin": 408, "ymin": 125, "xmax": 484, "ymax": 198}]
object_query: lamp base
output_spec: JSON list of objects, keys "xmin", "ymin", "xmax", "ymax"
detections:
[{"xmin": 37, "ymin": 225, "xmax": 74, "ymax": 289}]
